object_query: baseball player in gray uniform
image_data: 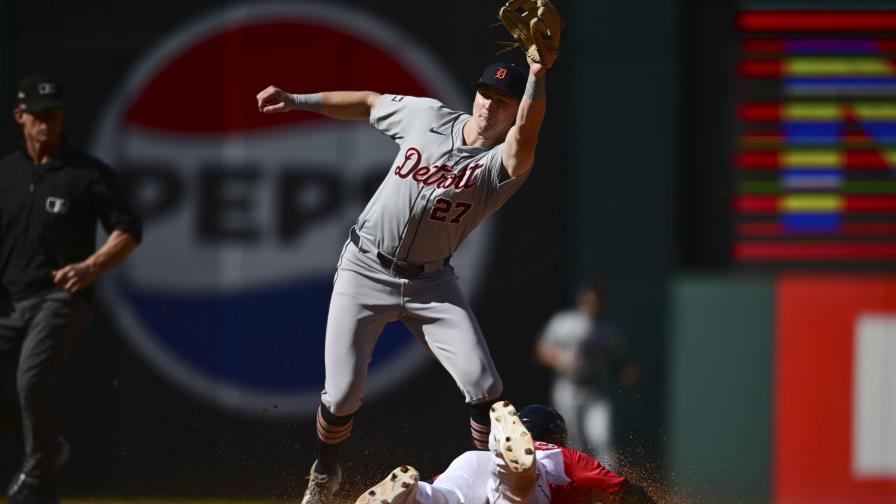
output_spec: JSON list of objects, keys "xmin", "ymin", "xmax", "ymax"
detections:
[{"xmin": 256, "ymin": 54, "xmax": 552, "ymax": 504}]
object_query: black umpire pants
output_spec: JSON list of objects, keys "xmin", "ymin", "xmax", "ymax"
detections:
[{"xmin": 0, "ymin": 289, "xmax": 91, "ymax": 482}]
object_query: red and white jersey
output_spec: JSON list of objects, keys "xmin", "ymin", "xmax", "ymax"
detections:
[
  {"xmin": 533, "ymin": 441, "xmax": 629, "ymax": 504},
  {"xmin": 423, "ymin": 444, "xmax": 631, "ymax": 504}
]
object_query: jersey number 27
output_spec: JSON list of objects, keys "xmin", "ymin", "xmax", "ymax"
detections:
[{"xmin": 430, "ymin": 198, "xmax": 473, "ymax": 224}]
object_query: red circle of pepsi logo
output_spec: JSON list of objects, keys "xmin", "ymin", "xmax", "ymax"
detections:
[{"xmin": 92, "ymin": 3, "xmax": 492, "ymax": 418}]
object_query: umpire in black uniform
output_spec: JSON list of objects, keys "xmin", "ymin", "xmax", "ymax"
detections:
[{"xmin": 0, "ymin": 75, "xmax": 142, "ymax": 504}]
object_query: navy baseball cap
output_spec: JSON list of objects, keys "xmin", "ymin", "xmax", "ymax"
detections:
[
  {"xmin": 17, "ymin": 75, "xmax": 65, "ymax": 112},
  {"xmin": 476, "ymin": 62, "xmax": 528, "ymax": 101}
]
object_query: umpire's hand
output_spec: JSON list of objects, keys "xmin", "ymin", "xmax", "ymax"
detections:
[{"xmin": 52, "ymin": 262, "xmax": 99, "ymax": 294}]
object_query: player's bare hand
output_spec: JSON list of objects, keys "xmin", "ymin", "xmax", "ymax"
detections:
[
  {"xmin": 526, "ymin": 56, "xmax": 549, "ymax": 78},
  {"xmin": 256, "ymin": 85, "xmax": 293, "ymax": 113},
  {"xmin": 52, "ymin": 261, "xmax": 99, "ymax": 294}
]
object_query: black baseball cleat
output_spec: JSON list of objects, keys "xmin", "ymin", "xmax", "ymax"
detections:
[
  {"xmin": 490, "ymin": 400, "xmax": 535, "ymax": 472},
  {"xmin": 6, "ymin": 473, "xmax": 59, "ymax": 504},
  {"xmin": 354, "ymin": 465, "xmax": 419, "ymax": 504},
  {"xmin": 6, "ymin": 437, "xmax": 69, "ymax": 502}
]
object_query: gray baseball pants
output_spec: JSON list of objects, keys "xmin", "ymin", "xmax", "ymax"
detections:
[
  {"xmin": 0, "ymin": 289, "xmax": 91, "ymax": 482},
  {"xmin": 320, "ymin": 237, "xmax": 503, "ymax": 416}
]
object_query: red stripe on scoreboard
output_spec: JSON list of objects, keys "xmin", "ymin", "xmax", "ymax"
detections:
[{"xmin": 737, "ymin": 11, "xmax": 896, "ymax": 32}]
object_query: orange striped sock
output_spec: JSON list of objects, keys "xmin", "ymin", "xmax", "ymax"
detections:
[{"xmin": 315, "ymin": 404, "xmax": 353, "ymax": 475}]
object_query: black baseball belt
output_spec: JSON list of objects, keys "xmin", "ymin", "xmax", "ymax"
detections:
[{"xmin": 349, "ymin": 227, "xmax": 450, "ymax": 278}]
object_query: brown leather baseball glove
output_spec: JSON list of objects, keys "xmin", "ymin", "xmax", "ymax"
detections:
[{"xmin": 497, "ymin": 0, "xmax": 563, "ymax": 68}]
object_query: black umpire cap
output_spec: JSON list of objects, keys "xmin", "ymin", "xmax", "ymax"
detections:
[
  {"xmin": 476, "ymin": 62, "xmax": 528, "ymax": 101},
  {"xmin": 17, "ymin": 75, "xmax": 65, "ymax": 112}
]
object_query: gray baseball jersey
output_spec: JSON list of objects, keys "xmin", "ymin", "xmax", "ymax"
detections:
[
  {"xmin": 320, "ymin": 94, "xmax": 529, "ymax": 416},
  {"xmin": 356, "ymin": 94, "xmax": 528, "ymax": 264}
]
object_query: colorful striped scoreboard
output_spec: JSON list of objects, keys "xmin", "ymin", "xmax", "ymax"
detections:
[{"xmin": 734, "ymin": 10, "xmax": 896, "ymax": 264}]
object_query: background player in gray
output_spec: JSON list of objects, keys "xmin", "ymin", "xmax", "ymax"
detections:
[
  {"xmin": 256, "ymin": 54, "xmax": 552, "ymax": 504},
  {"xmin": 536, "ymin": 279, "xmax": 639, "ymax": 468}
]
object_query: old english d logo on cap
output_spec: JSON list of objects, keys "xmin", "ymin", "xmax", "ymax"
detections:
[{"xmin": 495, "ymin": 68, "xmax": 508, "ymax": 79}]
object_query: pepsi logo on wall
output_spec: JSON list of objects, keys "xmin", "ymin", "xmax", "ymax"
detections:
[{"xmin": 92, "ymin": 2, "xmax": 492, "ymax": 418}]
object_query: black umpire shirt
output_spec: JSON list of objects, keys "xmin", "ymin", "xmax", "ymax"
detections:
[{"xmin": 0, "ymin": 144, "xmax": 142, "ymax": 302}]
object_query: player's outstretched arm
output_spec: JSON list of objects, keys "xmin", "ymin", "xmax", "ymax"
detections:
[
  {"xmin": 256, "ymin": 86, "xmax": 382, "ymax": 121},
  {"xmin": 501, "ymin": 58, "xmax": 549, "ymax": 178}
]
